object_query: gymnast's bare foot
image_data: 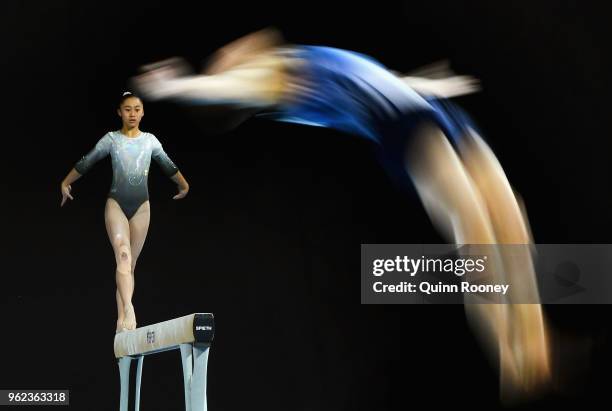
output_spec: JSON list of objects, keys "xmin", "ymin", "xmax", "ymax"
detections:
[
  {"xmin": 115, "ymin": 319, "xmax": 126, "ymax": 334},
  {"xmin": 122, "ymin": 303, "xmax": 137, "ymax": 330},
  {"xmin": 500, "ymin": 304, "xmax": 551, "ymax": 403},
  {"xmin": 512, "ymin": 304, "xmax": 551, "ymax": 387}
]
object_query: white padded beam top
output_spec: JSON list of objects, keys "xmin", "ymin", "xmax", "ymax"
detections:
[{"xmin": 114, "ymin": 313, "xmax": 214, "ymax": 358}]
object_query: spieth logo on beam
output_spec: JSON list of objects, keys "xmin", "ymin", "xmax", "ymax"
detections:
[{"xmin": 196, "ymin": 326, "xmax": 212, "ymax": 331}]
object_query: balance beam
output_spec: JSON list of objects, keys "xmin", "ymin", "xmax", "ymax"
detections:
[{"xmin": 114, "ymin": 313, "xmax": 214, "ymax": 411}]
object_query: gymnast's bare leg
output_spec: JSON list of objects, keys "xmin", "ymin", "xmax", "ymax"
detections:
[
  {"xmin": 407, "ymin": 126, "xmax": 550, "ymax": 400},
  {"xmin": 107, "ymin": 199, "xmax": 151, "ymax": 332},
  {"xmin": 458, "ymin": 130, "xmax": 550, "ymax": 399}
]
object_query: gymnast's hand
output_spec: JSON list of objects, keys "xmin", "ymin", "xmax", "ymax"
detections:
[
  {"xmin": 429, "ymin": 75, "xmax": 481, "ymax": 98},
  {"xmin": 60, "ymin": 182, "xmax": 74, "ymax": 207},
  {"xmin": 131, "ymin": 57, "xmax": 192, "ymax": 101},
  {"xmin": 173, "ymin": 185, "xmax": 189, "ymax": 200},
  {"xmin": 171, "ymin": 171, "xmax": 190, "ymax": 200},
  {"xmin": 401, "ymin": 75, "xmax": 481, "ymax": 98}
]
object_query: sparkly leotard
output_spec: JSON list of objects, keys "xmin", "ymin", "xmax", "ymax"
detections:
[{"xmin": 75, "ymin": 131, "xmax": 179, "ymax": 219}]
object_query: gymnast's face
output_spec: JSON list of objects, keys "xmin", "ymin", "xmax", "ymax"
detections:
[{"xmin": 117, "ymin": 97, "xmax": 144, "ymax": 129}]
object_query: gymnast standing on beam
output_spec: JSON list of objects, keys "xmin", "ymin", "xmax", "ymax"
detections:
[
  {"xmin": 60, "ymin": 92, "xmax": 190, "ymax": 333},
  {"xmin": 131, "ymin": 29, "xmax": 551, "ymax": 400}
]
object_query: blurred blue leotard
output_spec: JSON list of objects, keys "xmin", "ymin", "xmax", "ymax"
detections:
[{"xmin": 261, "ymin": 46, "xmax": 477, "ymax": 192}]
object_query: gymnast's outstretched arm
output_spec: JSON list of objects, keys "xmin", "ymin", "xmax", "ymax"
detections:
[
  {"xmin": 150, "ymin": 135, "xmax": 190, "ymax": 199},
  {"xmin": 170, "ymin": 171, "xmax": 189, "ymax": 200},
  {"xmin": 60, "ymin": 134, "xmax": 112, "ymax": 206},
  {"xmin": 131, "ymin": 53, "xmax": 287, "ymax": 108},
  {"xmin": 401, "ymin": 75, "xmax": 481, "ymax": 98},
  {"xmin": 60, "ymin": 168, "xmax": 81, "ymax": 206}
]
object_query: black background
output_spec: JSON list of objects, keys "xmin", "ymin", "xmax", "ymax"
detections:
[{"xmin": 1, "ymin": 1, "xmax": 611, "ymax": 410}]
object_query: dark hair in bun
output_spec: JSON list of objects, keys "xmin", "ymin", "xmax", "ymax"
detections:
[{"xmin": 118, "ymin": 91, "xmax": 142, "ymax": 107}]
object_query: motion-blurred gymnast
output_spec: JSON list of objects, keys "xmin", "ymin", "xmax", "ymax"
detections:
[
  {"xmin": 132, "ymin": 29, "xmax": 550, "ymax": 400},
  {"xmin": 60, "ymin": 92, "xmax": 190, "ymax": 333}
]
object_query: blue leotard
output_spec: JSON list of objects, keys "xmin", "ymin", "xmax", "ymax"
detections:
[{"xmin": 261, "ymin": 45, "xmax": 476, "ymax": 191}]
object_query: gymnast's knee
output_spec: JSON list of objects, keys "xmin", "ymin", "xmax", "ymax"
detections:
[{"xmin": 116, "ymin": 244, "xmax": 132, "ymax": 276}]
